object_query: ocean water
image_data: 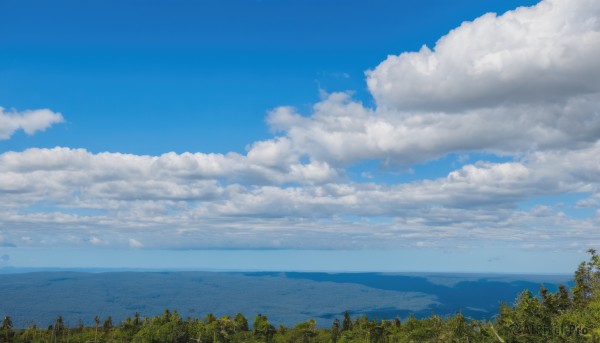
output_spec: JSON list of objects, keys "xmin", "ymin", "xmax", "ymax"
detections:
[{"xmin": 0, "ymin": 271, "xmax": 572, "ymax": 328}]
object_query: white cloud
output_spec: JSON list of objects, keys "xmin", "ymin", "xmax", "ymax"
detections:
[
  {"xmin": 257, "ymin": 0, "xmax": 600, "ymax": 166},
  {"xmin": 88, "ymin": 236, "xmax": 106, "ymax": 246},
  {"xmin": 2, "ymin": 0, "xmax": 600, "ymax": 252},
  {"xmin": 0, "ymin": 107, "xmax": 64, "ymax": 140},
  {"xmin": 265, "ymin": 92, "xmax": 600, "ymax": 166},
  {"xmin": 128, "ymin": 238, "xmax": 143, "ymax": 248},
  {"xmin": 0, "ymin": 142, "xmax": 598, "ymax": 249},
  {"xmin": 367, "ymin": 0, "xmax": 600, "ymax": 112}
]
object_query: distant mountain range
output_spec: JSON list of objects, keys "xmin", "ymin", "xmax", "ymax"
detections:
[{"xmin": 0, "ymin": 270, "xmax": 572, "ymax": 328}]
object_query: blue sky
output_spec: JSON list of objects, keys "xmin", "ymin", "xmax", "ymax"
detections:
[
  {"xmin": 1, "ymin": 0, "xmax": 599, "ymax": 273},
  {"xmin": 1, "ymin": 0, "xmax": 538, "ymax": 155}
]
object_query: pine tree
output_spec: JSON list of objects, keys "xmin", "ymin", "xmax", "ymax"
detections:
[
  {"xmin": 253, "ymin": 314, "xmax": 275, "ymax": 342},
  {"xmin": 555, "ymin": 284, "xmax": 572, "ymax": 312},
  {"xmin": 233, "ymin": 312, "xmax": 249, "ymax": 332},
  {"xmin": 94, "ymin": 315, "xmax": 100, "ymax": 343},
  {"xmin": 1, "ymin": 315, "xmax": 13, "ymax": 342},
  {"xmin": 331, "ymin": 318, "xmax": 340, "ymax": 343},
  {"xmin": 341, "ymin": 311, "xmax": 352, "ymax": 331},
  {"xmin": 103, "ymin": 316, "xmax": 113, "ymax": 332}
]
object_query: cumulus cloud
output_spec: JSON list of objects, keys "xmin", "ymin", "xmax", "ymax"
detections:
[
  {"xmin": 0, "ymin": 147, "xmax": 339, "ymax": 201},
  {"xmin": 0, "ymin": 107, "xmax": 64, "ymax": 140},
  {"xmin": 0, "ymin": 142, "xmax": 598, "ymax": 249},
  {"xmin": 2, "ymin": 0, "xmax": 600, "ymax": 251},
  {"xmin": 261, "ymin": 0, "xmax": 600, "ymax": 166},
  {"xmin": 367, "ymin": 0, "xmax": 600, "ymax": 112},
  {"xmin": 266, "ymin": 92, "xmax": 600, "ymax": 166}
]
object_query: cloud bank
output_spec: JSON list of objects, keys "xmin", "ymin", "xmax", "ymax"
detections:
[{"xmin": 1, "ymin": 0, "xmax": 599, "ymax": 252}]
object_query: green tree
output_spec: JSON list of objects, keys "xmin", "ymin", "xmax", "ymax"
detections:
[
  {"xmin": 103, "ymin": 315, "xmax": 113, "ymax": 333},
  {"xmin": 162, "ymin": 309, "xmax": 172, "ymax": 323},
  {"xmin": 330, "ymin": 318, "xmax": 340, "ymax": 343},
  {"xmin": 217, "ymin": 315, "xmax": 236, "ymax": 341},
  {"xmin": 539, "ymin": 284, "xmax": 557, "ymax": 327},
  {"xmin": 294, "ymin": 319, "xmax": 317, "ymax": 343},
  {"xmin": 94, "ymin": 315, "xmax": 100, "ymax": 343},
  {"xmin": 253, "ymin": 314, "xmax": 275, "ymax": 343},
  {"xmin": 1, "ymin": 315, "xmax": 14, "ymax": 343},
  {"xmin": 556, "ymin": 284, "xmax": 572, "ymax": 312},
  {"xmin": 49, "ymin": 315, "xmax": 65, "ymax": 343},
  {"xmin": 233, "ymin": 312, "xmax": 249, "ymax": 332},
  {"xmin": 341, "ymin": 311, "xmax": 352, "ymax": 332},
  {"xmin": 573, "ymin": 260, "xmax": 593, "ymax": 308},
  {"xmin": 205, "ymin": 313, "xmax": 217, "ymax": 324},
  {"xmin": 20, "ymin": 323, "xmax": 39, "ymax": 343},
  {"xmin": 134, "ymin": 311, "xmax": 142, "ymax": 327}
]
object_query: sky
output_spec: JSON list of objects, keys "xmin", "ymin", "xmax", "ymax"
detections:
[{"xmin": 1, "ymin": 0, "xmax": 599, "ymax": 273}]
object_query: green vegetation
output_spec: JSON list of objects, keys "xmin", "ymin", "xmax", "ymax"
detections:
[{"xmin": 2, "ymin": 250, "xmax": 600, "ymax": 342}]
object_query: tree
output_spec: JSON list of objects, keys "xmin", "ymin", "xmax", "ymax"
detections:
[
  {"xmin": 446, "ymin": 312, "xmax": 469, "ymax": 341},
  {"xmin": 134, "ymin": 311, "xmax": 142, "ymax": 327},
  {"xmin": 573, "ymin": 260, "xmax": 593, "ymax": 307},
  {"xmin": 217, "ymin": 315, "xmax": 235, "ymax": 341},
  {"xmin": 573, "ymin": 249, "xmax": 600, "ymax": 308},
  {"xmin": 1, "ymin": 315, "xmax": 14, "ymax": 342},
  {"xmin": 233, "ymin": 312, "xmax": 249, "ymax": 332},
  {"xmin": 555, "ymin": 284, "xmax": 572, "ymax": 312},
  {"xmin": 341, "ymin": 311, "xmax": 352, "ymax": 332},
  {"xmin": 21, "ymin": 323, "xmax": 38, "ymax": 342},
  {"xmin": 294, "ymin": 319, "xmax": 317, "ymax": 343},
  {"xmin": 103, "ymin": 316, "xmax": 113, "ymax": 333},
  {"xmin": 51, "ymin": 315, "xmax": 65, "ymax": 343},
  {"xmin": 161, "ymin": 309, "xmax": 172, "ymax": 323},
  {"xmin": 539, "ymin": 284, "xmax": 557, "ymax": 326},
  {"xmin": 330, "ymin": 318, "xmax": 340, "ymax": 343},
  {"xmin": 204, "ymin": 313, "xmax": 217, "ymax": 324},
  {"xmin": 253, "ymin": 314, "xmax": 275, "ymax": 342},
  {"xmin": 94, "ymin": 315, "xmax": 100, "ymax": 343}
]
